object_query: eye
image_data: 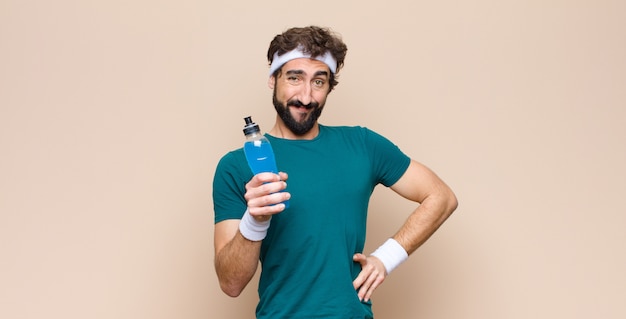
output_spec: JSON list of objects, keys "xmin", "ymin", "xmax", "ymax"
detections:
[
  {"xmin": 313, "ymin": 79, "xmax": 325, "ymax": 87},
  {"xmin": 287, "ymin": 76, "xmax": 300, "ymax": 84}
]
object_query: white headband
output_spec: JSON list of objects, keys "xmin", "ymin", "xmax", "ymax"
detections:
[{"xmin": 269, "ymin": 46, "xmax": 337, "ymax": 76}]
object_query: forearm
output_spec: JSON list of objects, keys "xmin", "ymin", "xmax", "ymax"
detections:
[
  {"xmin": 214, "ymin": 174, "xmax": 288, "ymax": 297},
  {"xmin": 215, "ymin": 231, "xmax": 262, "ymax": 297},
  {"xmin": 393, "ymin": 190, "xmax": 458, "ymax": 255}
]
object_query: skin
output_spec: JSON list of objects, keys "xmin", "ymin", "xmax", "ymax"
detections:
[{"xmin": 214, "ymin": 58, "xmax": 458, "ymax": 303}]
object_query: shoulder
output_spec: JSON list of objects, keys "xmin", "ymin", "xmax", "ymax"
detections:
[
  {"xmin": 319, "ymin": 124, "xmax": 378, "ymax": 138},
  {"xmin": 214, "ymin": 148, "xmax": 249, "ymax": 179},
  {"xmin": 217, "ymin": 147, "xmax": 245, "ymax": 163},
  {"xmin": 321, "ymin": 125, "xmax": 394, "ymax": 144},
  {"xmin": 318, "ymin": 125, "xmax": 401, "ymax": 152}
]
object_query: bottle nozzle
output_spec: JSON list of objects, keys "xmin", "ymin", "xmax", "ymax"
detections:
[{"xmin": 243, "ymin": 116, "xmax": 260, "ymax": 136}]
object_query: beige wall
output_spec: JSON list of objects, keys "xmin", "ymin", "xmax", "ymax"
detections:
[{"xmin": 1, "ymin": 1, "xmax": 625, "ymax": 318}]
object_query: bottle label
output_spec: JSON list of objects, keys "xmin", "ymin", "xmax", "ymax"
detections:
[{"xmin": 244, "ymin": 141, "xmax": 278, "ymax": 175}]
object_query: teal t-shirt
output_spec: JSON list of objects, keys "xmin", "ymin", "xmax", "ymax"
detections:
[{"xmin": 213, "ymin": 125, "xmax": 411, "ymax": 319}]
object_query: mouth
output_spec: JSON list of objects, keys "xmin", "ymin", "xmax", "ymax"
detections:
[
  {"xmin": 288, "ymin": 103, "xmax": 313, "ymax": 119},
  {"xmin": 291, "ymin": 105, "xmax": 311, "ymax": 112},
  {"xmin": 288, "ymin": 100, "xmax": 316, "ymax": 110}
]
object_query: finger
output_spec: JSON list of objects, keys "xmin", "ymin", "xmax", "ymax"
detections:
[
  {"xmin": 248, "ymin": 190, "xmax": 290, "ymax": 208},
  {"xmin": 358, "ymin": 268, "xmax": 379, "ymax": 301},
  {"xmin": 363, "ymin": 274, "xmax": 384, "ymax": 302},
  {"xmin": 278, "ymin": 171, "xmax": 289, "ymax": 181},
  {"xmin": 353, "ymin": 270, "xmax": 366, "ymax": 290},
  {"xmin": 352, "ymin": 254, "xmax": 368, "ymax": 289},
  {"xmin": 245, "ymin": 180, "xmax": 288, "ymax": 202},
  {"xmin": 249, "ymin": 172, "xmax": 283, "ymax": 187},
  {"xmin": 257, "ymin": 181, "xmax": 288, "ymax": 196},
  {"xmin": 248, "ymin": 199, "xmax": 291, "ymax": 218}
]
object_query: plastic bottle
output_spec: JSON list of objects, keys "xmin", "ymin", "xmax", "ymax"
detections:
[{"xmin": 242, "ymin": 116, "xmax": 289, "ymax": 208}]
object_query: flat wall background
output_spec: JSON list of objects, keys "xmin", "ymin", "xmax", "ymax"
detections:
[{"xmin": 1, "ymin": 1, "xmax": 625, "ymax": 318}]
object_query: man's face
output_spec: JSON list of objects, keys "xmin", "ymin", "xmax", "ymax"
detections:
[{"xmin": 270, "ymin": 58, "xmax": 331, "ymax": 136}]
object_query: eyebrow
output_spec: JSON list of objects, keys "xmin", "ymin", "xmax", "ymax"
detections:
[
  {"xmin": 285, "ymin": 69, "xmax": 329, "ymax": 78},
  {"xmin": 314, "ymin": 70, "xmax": 329, "ymax": 78},
  {"xmin": 285, "ymin": 70, "xmax": 305, "ymax": 76}
]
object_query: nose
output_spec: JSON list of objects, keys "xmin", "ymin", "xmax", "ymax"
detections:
[{"xmin": 296, "ymin": 82, "xmax": 313, "ymax": 105}]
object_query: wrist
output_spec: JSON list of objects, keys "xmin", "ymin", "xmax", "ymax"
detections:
[
  {"xmin": 238, "ymin": 209, "xmax": 271, "ymax": 241},
  {"xmin": 371, "ymin": 238, "xmax": 408, "ymax": 274}
]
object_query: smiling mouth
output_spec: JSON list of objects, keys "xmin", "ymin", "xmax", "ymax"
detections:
[
  {"xmin": 292, "ymin": 105, "xmax": 311, "ymax": 112},
  {"xmin": 290, "ymin": 103, "xmax": 313, "ymax": 110},
  {"xmin": 288, "ymin": 99, "xmax": 316, "ymax": 110}
]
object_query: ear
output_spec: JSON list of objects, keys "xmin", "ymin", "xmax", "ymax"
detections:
[{"xmin": 268, "ymin": 76, "xmax": 275, "ymax": 89}]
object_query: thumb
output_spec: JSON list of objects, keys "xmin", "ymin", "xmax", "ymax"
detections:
[{"xmin": 353, "ymin": 253, "xmax": 366, "ymax": 263}]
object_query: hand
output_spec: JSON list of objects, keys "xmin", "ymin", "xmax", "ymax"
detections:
[
  {"xmin": 245, "ymin": 172, "xmax": 290, "ymax": 221},
  {"xmin": 352, "ymin": 253, "xmax": 387, "ymax": 302}
]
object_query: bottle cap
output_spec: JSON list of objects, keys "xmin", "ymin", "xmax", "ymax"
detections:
[{"xmin": 243, "ymin": 116, "xmax": 261, "ymax": 136}]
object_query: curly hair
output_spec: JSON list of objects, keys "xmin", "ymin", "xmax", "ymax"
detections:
[{"xmin": 267, "ymin": 26, "xmax": 348, "ymax": 91}]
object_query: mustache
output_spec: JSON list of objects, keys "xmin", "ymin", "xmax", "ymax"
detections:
[{"xmin": 287, "ymin": 100, "xmax": 318, "ymax": 110}]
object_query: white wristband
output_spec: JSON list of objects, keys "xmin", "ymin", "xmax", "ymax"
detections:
[
  {"xmin": 238, "ymin": 209, "xmax": 271, "ymax": 241},
  {"xmin": 371, "ymin": 238, "xmax": 408, "ymax": 274}
]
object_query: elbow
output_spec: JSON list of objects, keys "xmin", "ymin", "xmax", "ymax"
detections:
[
  {"xmin": 446, "ymin": 188, "xmax": 459, "ymax": 215},
  {"xmin": 220, "ymin": 281, "xmax": 245, "ymax": 298},
  {"xmin": 433, "ymin": 185, "xmax": 458, "ymax": 219},
  {"xmin": 223, "ymin": 289, "xmax": 243, "ymax": 298},
  {"xmin": 217, "ymin": 273, "xmax": 249, "ymax": 297},
  {"xmin": 214, "ymin": 253, "xmax": 256, "ymax": 298}
]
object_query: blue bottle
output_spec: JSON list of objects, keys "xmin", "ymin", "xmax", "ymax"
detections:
[{"xmin": 242, "ymin": 116, "xmax": 289, "ymax": 208}]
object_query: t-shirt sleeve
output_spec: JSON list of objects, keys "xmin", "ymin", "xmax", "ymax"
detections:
[
  {"xmin": 212, "ymin": 149, "xmax": 252, "ymax": 224},
  {"xmin": 364, "ymin": 128, "xmax": 411, "ymax": 187}
]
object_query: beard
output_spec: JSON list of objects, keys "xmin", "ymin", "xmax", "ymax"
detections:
[{"xmin": 273, "ymin": 89, "xmax": 324, "ymax": 136}]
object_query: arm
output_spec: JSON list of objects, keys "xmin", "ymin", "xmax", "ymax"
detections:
[
  {"xmin": 353, "ymin": 159, "xmax": 458, "ymax": 301},
  {"xmin": 214, "ymin": 220, "xmax": 261, "ymax": 297},
  {"xmin": 214, "ymin": 172, "xmax": 290, "ymax": 297},
  {"xmin": 389, "ymin": 160, "xmax": 458, "ymax": 254}
]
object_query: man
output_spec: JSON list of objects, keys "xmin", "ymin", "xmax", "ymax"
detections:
[{"xmin": 213, "ymin": 26, "xmax": 458, "ymax": 318}]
